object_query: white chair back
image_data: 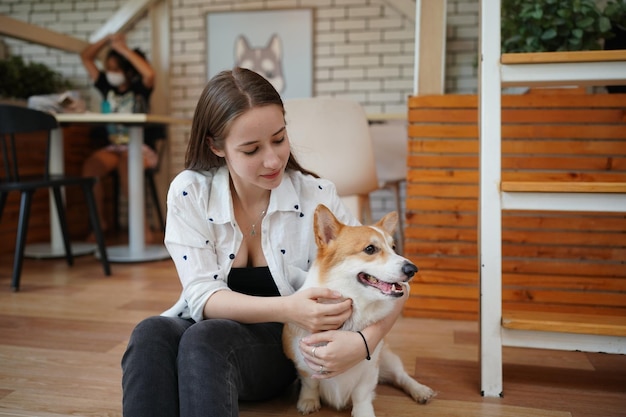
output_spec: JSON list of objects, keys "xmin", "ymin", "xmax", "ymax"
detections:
[
  {"xmin": 369, "ymin": 120, "xmax": 408, "ymax": 187},
  {"xmin": 284, "ymin": 97, "xmax": 379, "ymax": 223}
]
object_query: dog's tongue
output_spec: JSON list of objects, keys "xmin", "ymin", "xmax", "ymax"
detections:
[
  {"xmin": 376, "ymin": 281, "xmax": 394, "ymax": 294},
  {"xmin": 358, "ymin": 273, "xmax": 404, "ymax": 296},
  {"xmin": 382, "ymin": 282, "xmax": 405, "ymax": 296}
]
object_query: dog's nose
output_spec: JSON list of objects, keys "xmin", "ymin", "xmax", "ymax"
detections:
[{"xmin": 402, "ymin": 262, "xmax": 418, "ymax": 278}]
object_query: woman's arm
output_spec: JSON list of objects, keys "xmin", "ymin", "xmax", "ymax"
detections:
[
  {"xmin": 80, "ymin": 35, "xmax": 111, "ymax": 81},
  {"xmin": 109, "ymin": 33, "xmax": 155, "ymax": 89},
  {"xmin": 204, "ymin": 287, "xmax": 353, "ymax": 333},
  {"xmin": 297, "ymin": 290, "xmax": 408, "ymax": 379}
]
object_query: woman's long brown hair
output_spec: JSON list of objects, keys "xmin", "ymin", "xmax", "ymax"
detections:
[{"xmin": 184, "ymin": 67, "xmax": 316, "ymax": 177}]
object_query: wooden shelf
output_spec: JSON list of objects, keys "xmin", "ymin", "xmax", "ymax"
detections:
[
  {"xmin": 501, "ymin": 50, "xmax": 626, "ymax": 65},
  {"xmin": 478, "ymin": 2, "xmax": 626, "ymax": 397},
  {"xmin": 500, "ymin": 50, "xmax": 626, "ymax": 87},
  {"xmin": 501, "ymin": 181, "xmax": 626, "ymax": 193},
  {"xmin": 503, "ymin": 311, "xmax": 626, "ymax": 337}
]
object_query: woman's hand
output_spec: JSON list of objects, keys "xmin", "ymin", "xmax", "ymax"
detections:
[
  {"xmin": 109, "ymin": 33, "xmax": 128, "ymax": 52},
  {"xmin": 298, "ymin": 330, "xmax": 367, "ymax": 379},
  {"xmin": 297, "ymin": 292, "xmax": 409, "ymax": 379},
  {"xmin": 285, "ymin": 288, "xmax": 352, "ymax": 333}
]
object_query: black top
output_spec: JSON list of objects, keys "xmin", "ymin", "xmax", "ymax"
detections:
[{"xmin": 228, "ymin": 267, "xmax": 280, "ymax": 297}]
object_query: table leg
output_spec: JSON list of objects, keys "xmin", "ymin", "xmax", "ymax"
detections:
[
  {"xmin": 128, "ymin": 126, "xmax": 145, "ymax": 256},
  {"xmin": 24, "ymin": 127, "xmax": 95, "ymax": 258},
  {"xmin": 103, "ymin": 125, "xmax": 170, "ymax": 262}
]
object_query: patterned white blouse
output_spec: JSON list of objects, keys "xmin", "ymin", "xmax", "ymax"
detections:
[{"xmin": 161, "ymin": 166, "xmax": 358, "ymax": 322}]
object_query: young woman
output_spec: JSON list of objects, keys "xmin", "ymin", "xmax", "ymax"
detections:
[
  {"xmin": 121, "ymin": 67, "xmax": 408, "ymax": 417},
  {"xmin": 80, "ymin": 33, "xmax": 162, "ymax": 240}
]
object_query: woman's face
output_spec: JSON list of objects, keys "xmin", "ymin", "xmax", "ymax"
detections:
[
  {"xmin": 104, "ymin": 56, "xmax": 127, "ymax": 87},
  {"xmin": 212, "ymin": 104, "xmax": 290, "ymax": 193}
]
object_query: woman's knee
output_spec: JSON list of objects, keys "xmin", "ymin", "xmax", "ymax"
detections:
[
  {"xmin": 178, "ymin": 319, "xmax": 238, "ymax": 353},
  {"xmin": 82, "ymin": 150, "xmax": 119, "ymax": 177},
  {"xmin": 126, "ymin": 316, "xmax": 192, "ymax": 357}
]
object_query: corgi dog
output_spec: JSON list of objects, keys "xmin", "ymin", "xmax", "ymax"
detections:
[{"xmin": 283, "ymin": 204, "xmax": 435, "ymax": 417}]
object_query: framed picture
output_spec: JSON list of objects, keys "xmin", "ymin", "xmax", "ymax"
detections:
[{"xmin": 206, "ymin": 8, "xmax": 313, "ymax": 100}]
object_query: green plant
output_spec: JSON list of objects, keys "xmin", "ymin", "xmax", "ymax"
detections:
[
  {"xmin": 501, "ymin": 0, "xmax": 613, "ymax": 52},
  {"xmin": 0, "ymin": 56, "xmax": 72, "ymax": 99},
  {"xmin": 603, "ymin": 0, "xmax": 626, "ymax": 31}
]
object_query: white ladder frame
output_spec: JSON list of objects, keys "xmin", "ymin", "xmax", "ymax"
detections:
[{"xmin": 478, "ymin": 0, "xmax": 626, "ymax": 398}]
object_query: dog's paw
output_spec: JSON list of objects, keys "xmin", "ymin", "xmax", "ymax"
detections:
[
  {"xmin": 297, "ymin": 398, "xmax": 321, "ymax": 415},
  {"xmin": 411, "ymin": 384, "xmax": 436, "ymax": 404}
]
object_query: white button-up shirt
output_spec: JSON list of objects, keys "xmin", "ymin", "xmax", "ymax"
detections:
[{"xmin": 161, "ymin": 166, "xmax": 358, "ymax": 322}]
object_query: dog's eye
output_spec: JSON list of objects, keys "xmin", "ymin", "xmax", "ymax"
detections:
[{"xmin": 363, "ymin": 245, "xmax": 378, "ymax": 255}]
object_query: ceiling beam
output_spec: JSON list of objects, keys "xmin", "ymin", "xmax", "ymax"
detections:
[
  {"xmin": 89, "ymin": 0, "xmax": 161, "ymax": 42},
  {"xmin": 381, "ymin": 0, "xmax": 416, "ymax": 23},
  {"xmin": 413, "ymin": 0, "xmax": 447, "ymax": 95},
  {"xmin": 0, "ymin": 15, "xmax": 87, "ymax": 53}
]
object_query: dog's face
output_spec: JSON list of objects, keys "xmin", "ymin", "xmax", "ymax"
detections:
[{"xmin": 313, "ymin": 205, "xmax": 418, "ymax": 300}]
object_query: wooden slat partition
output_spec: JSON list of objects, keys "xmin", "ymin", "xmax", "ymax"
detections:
[{"xmin": 404, "ymin": 93, "xmax": 626, "ymax": 320}]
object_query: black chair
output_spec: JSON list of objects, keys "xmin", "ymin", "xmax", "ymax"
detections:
[
  {"xmin": 110, "ymin": 135, "xmax": 166, "ymax": 232},
  {"xmin": 0, "ymin": 104, "xmax": 110, "ymax": 291}
]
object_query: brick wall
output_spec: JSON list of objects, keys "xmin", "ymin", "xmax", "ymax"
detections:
[{"xmin": 0, "ymin": 0, "xmax": 480, "ymax": 222}]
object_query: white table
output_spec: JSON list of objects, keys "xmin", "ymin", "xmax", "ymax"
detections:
[{"xmin": 26, "ymin": 113, "xmax": 189, "ymax": 263}]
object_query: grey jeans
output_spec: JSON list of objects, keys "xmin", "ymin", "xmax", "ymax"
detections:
[{"xmin": 121, "ymin": 316, "xmax": 297, "ymax": 417}]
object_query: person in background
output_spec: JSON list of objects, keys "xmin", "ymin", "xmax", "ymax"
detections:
[
  {"xmin": 80, "ymin": 32, "xmax": 163, "ymax": 242},
  {"xmin": 120, "ymin": 67, "xmax": 409, "ymax": 416}
]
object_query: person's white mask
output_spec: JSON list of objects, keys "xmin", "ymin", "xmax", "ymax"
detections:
[{"xmin": 106, "ymin": 71, "xmax": 126, "ymax": 87}]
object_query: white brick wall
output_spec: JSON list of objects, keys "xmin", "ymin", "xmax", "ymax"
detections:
[{"xmin": 2, "ymin": 0, "xmax": 481, "ymax": 222}]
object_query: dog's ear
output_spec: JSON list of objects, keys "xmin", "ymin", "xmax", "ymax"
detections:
[
  {"xmin": 314, "ymin": 204, "xmax": 340, "ymax": 248},
  {"xmin": 376, "ymin": 211, "xmax": 398, "ymax": 235}
]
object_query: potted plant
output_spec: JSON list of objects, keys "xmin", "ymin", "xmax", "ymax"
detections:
[
  {"xmin": 603, "ymin": 0, "xmax": 626, "ymax": 93},
  {"xmin": 501, "ymin": 0, "xmax": 613, "ymax": 53},
  {"xmin": 603, "ymin": 0, "xmax": 626, "ymax": 37},
  {"xmin": 0, "ymin": 56, "xmax": 71, "ymax": 101}
]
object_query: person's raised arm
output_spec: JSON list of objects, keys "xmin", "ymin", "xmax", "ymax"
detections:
[
  {"xmin": 80, "ymin": 35, "xmax": 111, "ymax": 82},
  {"xmin": 109, "ymin": 33, "xmax": 155, "ymax": 89}
]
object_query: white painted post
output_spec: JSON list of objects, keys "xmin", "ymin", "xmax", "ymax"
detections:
[{"xmin": 478, "ymin": 0, "xmax": 504, "ymax": 398}]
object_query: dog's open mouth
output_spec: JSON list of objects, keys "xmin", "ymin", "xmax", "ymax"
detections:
[{"xmin": 357, "ymin": 273, "xmax": 404, "ymax": 297}]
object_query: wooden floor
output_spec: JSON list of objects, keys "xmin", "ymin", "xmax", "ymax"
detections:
[{"xmin": 0, "ymin": 241, "xmax": 625, "ymax": 417}]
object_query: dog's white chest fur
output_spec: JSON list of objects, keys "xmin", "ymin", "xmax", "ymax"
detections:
[{"xmin": 317, "ymin": 345, "xmax": 382, "ymax": 410}]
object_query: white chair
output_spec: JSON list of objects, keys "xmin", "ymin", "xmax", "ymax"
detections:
[{"xmin": 284, "ymin": 97, "xmax": 379, "ymax": 224}]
